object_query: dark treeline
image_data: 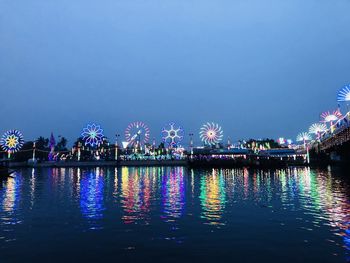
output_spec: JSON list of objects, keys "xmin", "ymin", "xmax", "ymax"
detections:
[{"xmin": 11, "ymin": 136, "xmax": 68, "ymax": 162}]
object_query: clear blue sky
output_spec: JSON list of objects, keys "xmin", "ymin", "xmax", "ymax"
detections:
[{"xmin": 1, "ymin": 0, "xmax": 350, "ymax": 145}]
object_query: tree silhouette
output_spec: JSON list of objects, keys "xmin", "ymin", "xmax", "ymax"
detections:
[{"xmin": 56, "ymin": 137, "xmax": 68, "ymax": 151}]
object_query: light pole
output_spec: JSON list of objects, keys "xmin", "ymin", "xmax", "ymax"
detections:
[
  {"xmin": 7, "ymin": 150, "xmax": 11, "ymax": 159},
  {"xmin": 303, "ymin": 138, "xmax": 310, "ymax": 164},
  {"xmin": 115, "ymin": 134, "xmax": 120, "ymax": 161},
  {"xmin": 32, "ymin": 141, "xmax": 36, "ymax": 162},
  {"xmin": 77, "ymin": 142, "xmax": 81, "ymax": 161},
  {"xmin": 189, "ymin": 133, "xmax": 194, "ymax": 159}
]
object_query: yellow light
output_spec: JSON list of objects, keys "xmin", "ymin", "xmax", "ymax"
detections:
[{"xmin": 6, "ymin": 135, "xmax": 18, "ymax": 148}]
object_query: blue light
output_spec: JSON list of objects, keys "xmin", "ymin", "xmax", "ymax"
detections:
[
  {"xmin": 337, "ymin": 85, "xmax": 350, "ymax": 102},
  {"xmin": 81, "ymin": 123, "xmax": 104, "ymax": 147}
]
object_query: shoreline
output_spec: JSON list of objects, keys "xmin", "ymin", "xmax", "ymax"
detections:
[
  {"xmin": 4, "ymin": 154, "xmax": 346, "ymax": 169},
  {"xmin": 3, "ymin": 159, "xmax": 308, "ymax": 168},
  {"xmin": 6, "ymin": 160, "xmax": 188, "ymax": 168}
]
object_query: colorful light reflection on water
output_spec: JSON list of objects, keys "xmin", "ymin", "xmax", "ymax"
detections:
[
  {"xmin": 79, "ymin": 168, "xmax": 105, "ymax": 229},
  {"xmin": 0, "ymin": 167, "xmax": 349, "ymax": 262},
  {"xmin": 162, "ymin": 167, "xmax": 185, "ymax": 222},
  {"xmin": 199, "ymin": 169, "xmax": 226, "ymax": 225}
]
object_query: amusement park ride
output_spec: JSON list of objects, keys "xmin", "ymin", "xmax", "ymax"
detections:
[{"xmin": 1, "ymin": 86, "xmax": 350, "ymax": 165}]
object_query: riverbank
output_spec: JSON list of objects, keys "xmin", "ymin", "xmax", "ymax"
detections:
[
  {"xmin": 3, "ymin": 158, "xmax": 307, "ymax": 168},
  {"xmin": 5, "ymin": 160, "xmax": 188, "ymax": 168}
]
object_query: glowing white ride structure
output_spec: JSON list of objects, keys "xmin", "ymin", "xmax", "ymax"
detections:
[
  {"xmin": 199, "ymin": 122, "xmax": 223, "ymax": 146},
  {"xmin": 337, "ymin": 85, "xmax": 350, "ymax": 113},
  {"xmin": 161, "ymin": 122, "xmax": 184, "ymax": 148},
  {"xmin": 337, "ymin": 85, "xmax": 350, "ymax": 103},
  {"xmin": 309, "ymin": 123, "xmax": 327, "ymax": 139},
  {"xmin": 125, "ymin": 121, "xmax": 150, "ymax": 149},
  {"xmin": 321, "ymin": 110, "xmax": 342, "ymax": 126}
]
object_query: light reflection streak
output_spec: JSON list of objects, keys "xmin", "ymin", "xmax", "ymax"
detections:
[
  {"xmin": 2, "ymin": 175, "xmax": 21, "ymax": 214},
  {"xmin": 243, "ymin": 168, "xmax": 249, "ymax": 198},
  {"xmin": 113, "ymin": 167, "xmax": 118, "ymax": 198},
  {"xmin": 200, "ymin": 169, "xmax": 226, "ymax": 225},
  {"xmin": 120, "ymin": 167, "xmax": 154, "ymax": 224},
  {"xmin": 0, "ymin": 173, "xmax": 22, "ymax": 229},
  {"xmin": 80, "ymin": 169, "xmax": 105, "ymax": 230},
  {"xmin": 161, "ymin": 167, "xmax": 185, "ymax": 222},
  {"xmin": 29, "ymin": 168, "xmax": 35, "ymax": 209}
]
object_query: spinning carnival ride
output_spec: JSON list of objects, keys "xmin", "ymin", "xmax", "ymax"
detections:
[
  {"xmin": 161, "ymin": 122, "xmax": 184, "ymax": 147},
  {"xmin": 0, "ymin": 130, "xmax": 24, "ymax": 155},
  {"xmin": 199, "ymin": 122, "xmax": 223, "ymax": 145},
  {"xmin": 81, "ymin": 123, "xmax": 104, "ymax": 147},
  {"xmin": 125, "ymin": 121, "xmax": 150, "ymax": 148}
]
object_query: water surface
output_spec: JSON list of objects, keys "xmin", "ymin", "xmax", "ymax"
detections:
[{"xmin": 1, "ymin": 167, "xmax": 349, "ymax": 262}]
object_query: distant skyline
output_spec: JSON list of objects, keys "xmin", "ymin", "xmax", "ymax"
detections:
[{"xmin": 1, "ymin": 0, "xmax": 350, "ymax": 145}]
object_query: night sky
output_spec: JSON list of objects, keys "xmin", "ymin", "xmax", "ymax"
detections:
[{"xmin": 1, "ymin": 0, "xmax": 350, "ymax": 145}]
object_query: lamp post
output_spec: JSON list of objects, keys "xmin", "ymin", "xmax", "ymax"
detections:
[
  {"xmin": 189, "ymin": 133, "xmax": 194, "ymax": 159},
  {"xmin": 32, "ymin": 141, "xmax": 36, "ymax": 162},
  {"xmin": 115, "ymin": 134, "xmax": 120, "ymax": 161},
  {"xmin": 303, "ymin": 138, "xmax": 310, "ymax": 164},
  {"xmin": 77, "ymin": 142, "xmax": 81, "ymax": 161},
  {"xmin": 297, "ymin": 132, "xmax": 311, "ymax": 164}
]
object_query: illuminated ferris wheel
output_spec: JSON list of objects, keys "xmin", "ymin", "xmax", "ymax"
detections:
[
  {"xmin": 199, "ymin": 122, "xmax": 223, "ymax": 145},
  {"xmin": 337, "ymin": 85, "xmax": 350, "ymax": 103},
  {"xmin": 309, "ymin": 123, "xmax": 327, "ymax": 135},
  {"xmin": 0, "ymin": 129, "xmax": 24, "ymax": 153},
  {"xmin": 161, "ymin": 122, "xmax": 184, "ymax": 147},
  {"xmin": 321, "ymin": 110, "xmax": 342, "ymax": 124},
  {"xmin": 296, "ymin": 132, "xmax": 312, "ymax": 142},
  {"xmin": 125, "ymin": 121, "xmax": 150, "ymax": 147}
]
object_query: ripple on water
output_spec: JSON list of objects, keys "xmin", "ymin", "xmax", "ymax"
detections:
[{"xmin": 0, "ymin": 166, "xmax": 349, "ymax": 262}]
